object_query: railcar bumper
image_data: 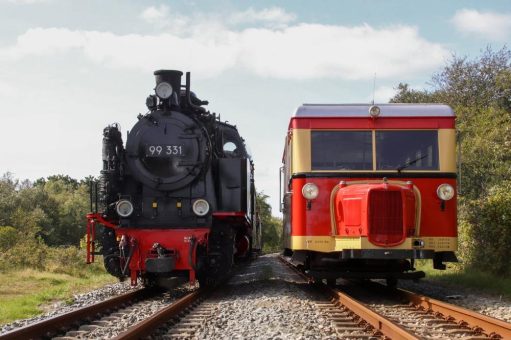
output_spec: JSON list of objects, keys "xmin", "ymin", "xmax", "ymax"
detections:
[
  {"xmin": 307, "ymin": 269, "xmax": 426, "ymax": 280},
  {"xmin": 339, "ymin": 249, "xmax": 435, "ymax": 260}
]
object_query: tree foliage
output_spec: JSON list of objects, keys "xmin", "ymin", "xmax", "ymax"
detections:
[
  {"xmin": 390, "ymin": 46, "xmax": 511, "ymax": 276},
  {"xmin": 0, "ymin": 174, "xmax": 90, "ymax": 247},
  {"xmin": 256, "ymin": 192, "xmax": 282, "ymax": 252}
]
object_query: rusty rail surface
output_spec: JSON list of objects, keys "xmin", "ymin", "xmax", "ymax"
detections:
[
  {"xmin": 278, "ymin": 255, "xmax": 417, "ymax": 339},
  {"xmin": 114, "ymin": 289, "xmax": 206, "ymax": 339},
  {"xmin": 399, "ymin": 289, "xmax": 511, "ymax": 339},
  {"xmin": 0, "ymin": 288, "xmax": 151, "ymax": 340},
  {"xmin": 325, "ymin": 287, "xmax": 418, "ymax": 340}
]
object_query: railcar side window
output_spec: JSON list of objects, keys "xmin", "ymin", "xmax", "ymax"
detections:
[
  {"xmin": 376, "ymin": 131, "xmax": 439, "ymax": 170},
  {"xmin": 311, "ymin": 131, "xmax": 372, "ymax": 170}
]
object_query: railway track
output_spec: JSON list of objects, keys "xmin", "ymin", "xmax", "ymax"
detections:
[
  {"xmin": 2, "ymin": 256, "xmax": 509, "ymax": 339},
  {"xmin": 0, "ymin": 281, "xmax": 226, "ymax": 340},
  {"xmin": 0, "ymin": 286, "xmax": 209, "ymax": 340},
  {"xmin": 279, "ymin": 255, "xmax": 511, "ymax": 339},
  {"xmin": 114, "ymin": 289, "xmax": 209, "ymax": 339},
  {"xmin": 0, "ymin": 288, "xmax": 152, "ymax": 340}
]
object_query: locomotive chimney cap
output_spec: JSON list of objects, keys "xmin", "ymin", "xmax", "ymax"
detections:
[
  {"xmin": 154, "ymin": 69, "xmax": 183, "ymax": 77},
  {"xmin": 153, "ymin": 70, "xmax": 183, "ymax": 85}
]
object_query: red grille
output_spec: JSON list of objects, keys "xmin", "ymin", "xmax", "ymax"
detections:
[{"xmin": 368, "ymin": 190, "xmax": 404, "ymax": 246}]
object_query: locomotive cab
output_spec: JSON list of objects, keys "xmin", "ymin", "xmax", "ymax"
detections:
[{"xmin": 281, "ymin": 104, "xmax": 458, "ymax": 285}]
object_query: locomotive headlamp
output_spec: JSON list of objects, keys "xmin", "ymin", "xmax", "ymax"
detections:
[
  {"xmin": 302, "ymin": 183, "xmax": 319, "ymax": 200},
  {"xmin": 116, "ymin": 199, "xmax": 134, "ymax": 217},
  {"xmin": 437, "ymin": 183, "xmax": 455, "ymax": 201},
  {"xmin": 192, "ymin": 199, "xmax": 210, "ymax": 216},
  {"xmin": 155, "ymin": 81, "xmax": 173, "ymax": 99},
  {"xmin": 369, "ymin": 105, "xmax": 381, "ymax": 117}
]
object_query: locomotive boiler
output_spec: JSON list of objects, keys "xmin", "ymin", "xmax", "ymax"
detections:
[{"xmin": 86, "ymin": 70, "xmax": 261, "ymax": 286}]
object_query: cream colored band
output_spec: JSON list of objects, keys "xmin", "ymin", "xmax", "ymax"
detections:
[{"xmin": 289, "ymin": 236, "xmax": 457, "ymax": 253}]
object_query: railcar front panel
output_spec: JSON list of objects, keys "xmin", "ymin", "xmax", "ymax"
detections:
[{"xmin": 281, "ymin": 104, "xmax": 458, "ymax": 281}]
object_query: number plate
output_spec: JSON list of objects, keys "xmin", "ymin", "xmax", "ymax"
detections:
[{"xmin": 145, "ymin": 145, "xmax": 184, "ymax": 157}]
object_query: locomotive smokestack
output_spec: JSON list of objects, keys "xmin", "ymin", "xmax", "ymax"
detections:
[{"xmin": 154, "ymin": 70, "xmax": 183, "ymax": 106}]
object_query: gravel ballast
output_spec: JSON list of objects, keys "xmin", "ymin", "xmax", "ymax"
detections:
[{"xmin": 2, "ymin": 254, "xmax": 510, "ymax": 338}]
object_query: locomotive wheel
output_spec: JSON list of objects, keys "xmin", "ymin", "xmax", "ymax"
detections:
[
  {"xmin": 100, "ymin": 226, "xmax": 126, "ymax": 278},
  {"xmin": 197, "ymin": 223, "xmax": 235, "ymax": 287}
]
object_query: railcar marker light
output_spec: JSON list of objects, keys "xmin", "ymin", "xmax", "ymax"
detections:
[
  {"xmin": 192, "ymin": 199, "xmax": 210, "ymax": 216},
  {"xmin": 302, "ymin": 183, "xmax": 319, "ymax": 200},
  {"xmin": 116, "ymin": 199, "xmax": 134, "ymax": 217},
  {"xmin": 369, "ymin": 105, "xmax": 381, "ymax": 117},
  {"xmin": 155, "ymin": 82, "xmax": 173, "ymax": 99},
  {"xmin": 437, "ymin": 183, "xmax": 455, "ymax": 200}
]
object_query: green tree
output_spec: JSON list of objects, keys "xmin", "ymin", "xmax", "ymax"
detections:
[
  {"xmin": 256, "ymin": 192, "xmax": 282, "ymax": 252},
  {"xmin": 390, "ymin": 46, "xmax": 511, "ymax": 276}
]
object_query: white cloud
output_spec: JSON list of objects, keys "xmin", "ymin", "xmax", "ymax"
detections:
[
  {"xmin": 0, "ymin": 80, "xmax": 17, "ymax": 97},
  {"xmin": 140, "ymin": 5, "xmax": 170, "ymax": 25},
  {"xmin": 367, "ymin": 86, "xmax": 398, "ymax": 103},
  {"xmin": 229, "ymin": 7, "xmax": 296, "ymax": 27},
  {"xmin": 452, "ymin": 9, "xmax": 511, "ymax": 41},
  {"xmin": 4, "ymin": 0, "xmax": 50, "ymax": 3},
  {"xmin": 0, "ymin": 19, "xmax": 448, "ymax": 80}
]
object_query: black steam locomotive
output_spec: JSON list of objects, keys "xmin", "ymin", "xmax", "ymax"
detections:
[{"xmin": 86, "ymin": 70, "xmax": 261, "ymax": 286}]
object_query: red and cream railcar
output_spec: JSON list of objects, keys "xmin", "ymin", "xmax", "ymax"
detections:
[{"xmin": 280, "ymin": 104, "xmax": 458, "ymax": 284}]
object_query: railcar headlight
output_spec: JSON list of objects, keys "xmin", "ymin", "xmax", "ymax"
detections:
[
  {"xmin": 369, "ymin": 105, "xmax": 381, "ymax": 117},
  {"xmin": 192, "ymin": 199, "xmax": 210, "ymax": 216},
  {"xmin": 437, "ymin": 184, "xmax": 454, "ymax": 201},
  {"xmin": 302, "ymin": 183, "xmax": 319, "ymax": 200},
  {"xmin": 116, "ymin": 199, "xmax": 134, "ymax": 217},
  {"xmin": 155, "ymin": 82, "xmax": 173, "ymax": 99}
]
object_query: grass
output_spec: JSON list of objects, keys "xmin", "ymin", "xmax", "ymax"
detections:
[
  {"xmin": 415, "ymin": 261, "xmax": 511, "ymax": 299},
  {"xmin": 0, "ymin": 265, "xmax": 116, "ymax": 325}
]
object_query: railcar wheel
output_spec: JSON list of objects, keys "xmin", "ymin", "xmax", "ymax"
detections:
[{"xmin": 282, "ymin": 248, "xmax": 293, "ymax": 257}]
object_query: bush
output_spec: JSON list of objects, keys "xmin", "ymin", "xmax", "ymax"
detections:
[
  {"xmin": 459, "ymin": 181, "xmax": 511, "ymax": 276},
  {"xmin": 0, "ymin": 226, "xmax": 18, "ymax": 251},
  {"xmin": 0, "ymin": 237, "xmax": 48, "ymax": 271},
  {"xmin": 46, "ymin": 246, "xmax": 91, "ymax": 277}
]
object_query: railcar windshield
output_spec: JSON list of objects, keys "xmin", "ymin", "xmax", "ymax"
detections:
[
  {"xmin": 311, "ymin": 131, "xmax": 372, "ymax": 170},
  {"xmin": 309, "ymin": 130, "xmax": 440, "ymax": 171},
  {"xmin": 376, "ymin": 130, "xmax": 439, "ymax": 170}
]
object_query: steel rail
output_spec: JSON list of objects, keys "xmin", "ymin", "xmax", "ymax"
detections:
[
  {"xmin": 114, "ymin": 289, "xmax": 206, "ymax": 340},
  {"xmin": 398, "ymin": 288, "xmax": 511, "ymax": 339},
  {"xmin": 0, "ymin": 288, "xmax": 151, "ymax": 340},
  {"xmin": 278, "ymin": 255, "xmax": 418, "ymax": 340},
  {"xmin": 323, "ymin": 285, "xmax": 418, "ymax": 339}
]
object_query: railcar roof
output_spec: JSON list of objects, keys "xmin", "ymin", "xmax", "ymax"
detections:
[{"xmin": 293, "ymin": 103, "xmax": 454, "ymax": 118}]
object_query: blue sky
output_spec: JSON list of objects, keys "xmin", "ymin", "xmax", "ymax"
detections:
[{"xmin": 1, "ymin": 0, "xmax": 510, "ymax": 213}]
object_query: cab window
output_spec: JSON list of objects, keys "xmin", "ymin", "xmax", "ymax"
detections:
[
  {"xmin": 311, "ymin": 131, "xmax": 372, "ymax": 170},
  {"xmin": 376, "ymin": 130, "xmax": 438, "ymax": 170}
]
